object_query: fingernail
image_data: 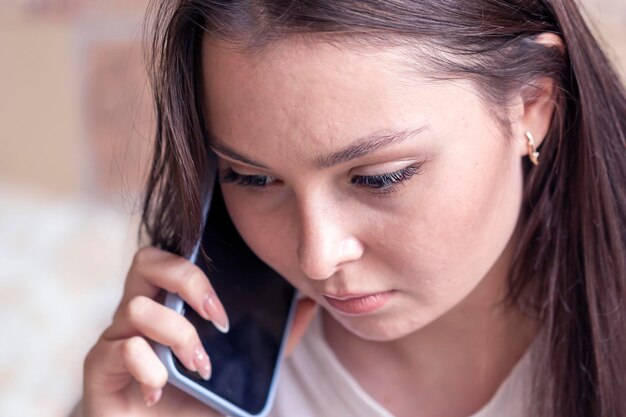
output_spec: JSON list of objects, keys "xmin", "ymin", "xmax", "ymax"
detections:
[
  {"xmin": 203, "ymin": 292, "xmax": 230, "ymax": 333},
  {"xmin": 193, "ymin": 345, "xmax": 212, "ymax": 380},
  {"xmin": 145, "ymin": 388, "xmax": 162, "ymax": 407}
]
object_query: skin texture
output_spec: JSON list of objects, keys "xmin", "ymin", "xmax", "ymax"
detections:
[
  {"xmin": 72, "ymin": 34, "xmax": 559, "ymax": 417},
  {"xmin": 202, "ymin": 36, "xmax": 554, "ymax": 417}
]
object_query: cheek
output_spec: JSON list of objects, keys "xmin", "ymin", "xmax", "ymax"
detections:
[{"xmin": 386, "ymin": 135, "xmax": 523, "ymax": 304}]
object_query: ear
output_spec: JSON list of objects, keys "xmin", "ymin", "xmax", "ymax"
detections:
[{"xmin": 511, "ymin": 33, "xmax": 563, "ymax": 158}]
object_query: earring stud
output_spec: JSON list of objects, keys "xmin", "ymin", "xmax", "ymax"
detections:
[{"xmin": 525, "ymin": 131, "xmax": 540, "ymax": 166}]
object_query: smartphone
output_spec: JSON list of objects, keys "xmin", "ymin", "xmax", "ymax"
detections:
[{"xmin": 155, "ymin": 172, "xmax": 297, "ymax": 417}]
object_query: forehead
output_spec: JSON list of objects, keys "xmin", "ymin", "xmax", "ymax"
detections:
[
  {"xmin": 200, "ymin": 36, "xmax": 478, "ymax": 160},
  {"xmin": 201, "ymin": 35, "xmax": 414, "ymax": 86},
  {"xmin": 200, "ymin": 36, "xmax": 416, "ymax": 114}
]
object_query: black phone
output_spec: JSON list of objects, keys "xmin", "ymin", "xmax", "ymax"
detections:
[{"xmin": 155, "ymin": 174, "xmax": 297, "ymax": 417}]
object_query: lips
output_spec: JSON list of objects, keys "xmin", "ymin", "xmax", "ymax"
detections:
[{"xmin": 322, "ymin": 290, "xmax": 394, "ymax": 315}]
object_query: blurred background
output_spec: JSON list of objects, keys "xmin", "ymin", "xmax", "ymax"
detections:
[{"xmin": 0, "ymin": 1, "xmax": 624, "ymax": 416}]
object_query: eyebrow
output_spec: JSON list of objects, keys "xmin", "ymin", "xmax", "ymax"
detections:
[{"xmin": 208, "ymin": 125, "xmax": 429, "ymax": 170}]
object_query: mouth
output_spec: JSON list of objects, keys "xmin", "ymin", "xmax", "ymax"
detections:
[{"xmin": 322, "ymin": 290, "xmax": 394, "ymax": 316}]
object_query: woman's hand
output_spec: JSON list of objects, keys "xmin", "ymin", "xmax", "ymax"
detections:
[{"xmin": 74, "ymin": 246, "xmax": 317, "ymax": 417}]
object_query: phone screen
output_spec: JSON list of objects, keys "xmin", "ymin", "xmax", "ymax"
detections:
[{"xmin": 173, "ymin": 182, "xmax": 296, "ymax": 415}]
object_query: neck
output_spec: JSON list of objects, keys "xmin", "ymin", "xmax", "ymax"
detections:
[{"xmin": 322, "ymin": 230, "xmax": 538, "ymax": 417}]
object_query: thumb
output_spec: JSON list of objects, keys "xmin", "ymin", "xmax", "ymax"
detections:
[{"xmin": 284, "ymin": 296, "xmax": 318, "ymax": 357}]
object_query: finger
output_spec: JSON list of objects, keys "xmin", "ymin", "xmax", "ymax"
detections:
[
  {"xmin": 84, "ymin": 335, "xmax": 168, "ymax": 397},
  {"xmin": 119, "ymin": 246, "xmax": 229, "ymax": 334},
  {"xmin": 140, "ymin": 385, "xmax": 163, "ymax": 408},
  {"xmin": 120, "ymin": 336, "xmax": 168, "ymax": 406},
  {"xmin": 105, "ymin": 296, "xmax": 212, "ymax": 381},
  {"xmin": 285, "ymin": 297, "xmax": 318, "ymax": 357}
]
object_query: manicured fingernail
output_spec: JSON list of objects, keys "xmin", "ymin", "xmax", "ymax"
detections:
[
  {"xmin": 145, "ymin": 388, "xmax": 162, "ymax": 407},
  {"xmin": 193, "ymin": 345, "xmax": 212, "ymax": 380},
  {"xmin": 203, "ymin": 292, "xmax": 230, "ymax": 333}
]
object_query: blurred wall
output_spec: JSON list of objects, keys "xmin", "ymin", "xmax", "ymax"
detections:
[
  {"xmin": 0, "ymin": 1, "xmax": 624, "ymax": 416},
  {"xmin": 0, "ymin": 0, "xmax": 153, "ymax": 201},
  {"xmin": 0, "ymin": 2, "xmax": 152, "ymax": 417}
]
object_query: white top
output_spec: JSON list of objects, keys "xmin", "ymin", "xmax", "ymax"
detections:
[{"xmin": 269, "ymin": 311, "xmax": 531, "ymax": 417}]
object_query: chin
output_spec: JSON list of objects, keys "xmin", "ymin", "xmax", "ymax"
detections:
[{"xmin": 330, "ymin": 310, "xmax": 429, "ymax": 342}]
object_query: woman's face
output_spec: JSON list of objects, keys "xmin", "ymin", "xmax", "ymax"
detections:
[{"xmin": 201, "ymin": 37, "xmax": 527, "ymax": 341}]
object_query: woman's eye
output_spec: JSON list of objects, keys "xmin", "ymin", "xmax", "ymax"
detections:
[
  {"xmin": 219, "ymin": 168, "xmax": 277, "ymax": 187},
  {"xmin": 219, "ymin": 161, "xmax": 426, "ymax": 195},
  {"xmin": 350, "ymin": 162, "xmax": 426, "ymax": 196}
]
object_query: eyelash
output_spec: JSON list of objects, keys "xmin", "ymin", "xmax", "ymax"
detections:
[
  {"xmin": 219, "ymin": 161, "xmax": 426, "ymax": 197},
  {"xmin": 350, "ymin": 163, "xmax": 425, "ymax": 195}
]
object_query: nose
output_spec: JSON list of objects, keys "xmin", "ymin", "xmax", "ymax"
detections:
[{"xmin": 296, "ymin": 196, "xmax": 364, "ymax": 281}]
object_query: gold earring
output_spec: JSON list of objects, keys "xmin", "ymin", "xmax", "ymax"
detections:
[{"xmin": 525, "ymin": 131, "xmax": 540, "ymax": 166}]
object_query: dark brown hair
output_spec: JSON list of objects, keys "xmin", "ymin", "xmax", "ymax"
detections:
[{"xmin": 141, "ymin": 1, "xmax": 626, "ymax": 416}]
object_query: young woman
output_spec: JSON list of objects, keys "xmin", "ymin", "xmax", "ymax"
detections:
[{"xmin": 73, "ymin": 1, "xmax": 626, "ymax": 416}]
